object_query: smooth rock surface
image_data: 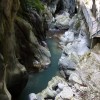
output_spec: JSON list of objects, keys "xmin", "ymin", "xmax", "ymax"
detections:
[
  {"xmin": 55, "ymin": 87, "xmax": 73, "ymax": 99},
  {"xmin": 29, "ymin": 93, "xmax": 37, "ymax": 100},
  {"xmin": 69, "ymin": 72, "xmax": 82, "ymax": 84}
]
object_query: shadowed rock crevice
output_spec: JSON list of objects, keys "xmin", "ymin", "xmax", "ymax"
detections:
[{"xmin": 0, "ymin": 0, "xmax": 51, "ymax": 100}]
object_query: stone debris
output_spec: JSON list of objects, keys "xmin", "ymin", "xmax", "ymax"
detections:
[
  {"xmin": 29, "ymin": 30, "xmax": 100, "ymax": 100},
  {"xmin": 29, "ymin": 76, "xmax": 90, "ymax": 100},
  {"xmin": 58, "ymin": 12, "xmax": 90, "ymax": 79},
  {"xmin": 49, "ymin": 12, "xmax": 71, "ymax": 30},
  {"xmin": 75, "ymin": 44, "xmax": 100, "ymax": 99},
  {"xmin": 55, "ymin": 87, "xmax": 73, "ymax": 100},
  {"xmin": 60, "ymin": 30, "xmax": 74, "ymax": 45}
]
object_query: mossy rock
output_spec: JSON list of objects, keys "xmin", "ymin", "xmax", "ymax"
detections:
[
  {"xmin": 21, "ymin": 0, "xmax": 44, "ymax": 13},
  {"xmin": 75, "ymin": 20, "xmax": 80, "ymax": 30},
  {"xmin": 16, "ymin": 16, "xmax": 32, "ymax": 31}
]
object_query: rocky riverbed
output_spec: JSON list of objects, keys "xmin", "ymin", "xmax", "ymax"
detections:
[
  {"xmin": 28, "ymin": 42, "xmax": 100, "ymax": 100},
  {"xmin": 28, "ymin": 3, "xmax": 100, "ymax": 100}
]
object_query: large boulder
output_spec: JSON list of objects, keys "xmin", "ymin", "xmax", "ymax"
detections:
[
  {"xmin": 49, "ymin": 12, "xmax": 71, "ymax": 30},
  {"xmin": 29, "ymin": 93, "xmax": 37, "ymax": 100},
  {"xmin": 55, "ymin": 87, "xmax": 73, "ymax": 99}
]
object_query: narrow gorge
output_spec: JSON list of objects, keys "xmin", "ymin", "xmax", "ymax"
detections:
[{"xmin": 0, "ymin": 0, "xmax": 100, "ymax": 100}]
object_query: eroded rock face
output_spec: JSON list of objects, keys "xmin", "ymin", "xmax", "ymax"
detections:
[
  {"xmin": 48, "ymin": 11, "xmax": 71, "ymax": 30},
  {"xmin": 42, "ymin": 0, "xmax": 77, "ymax": 30},
  {"xmin": 76, "ymin": 44, "xmax": 100, "ymax": 99},
  {"xmin": 15, "ymin": 17, "xmax": 51, "ymax": 71},
  {"xmin": 62, "ymin": 0, "xmax": 76, "ymax": 16},
  {"xmin": 0, "ymin": 0, "xmax": 29, "ymax": 99},
  {"xmin": 27, "ymin": 10, "xmax": 48, "ymax": 44},
  {"xmin": 0, "ymin": 0, "xmax": 50, "ymax": 100},
  {"xmin": 43, "ymin": 0, "xmax": 76, "ymax": 16}
]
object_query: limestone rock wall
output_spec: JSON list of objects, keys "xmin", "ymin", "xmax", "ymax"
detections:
[{"xmin": 0, "ymin": 0, "xmax": 51, "ymax": 100}]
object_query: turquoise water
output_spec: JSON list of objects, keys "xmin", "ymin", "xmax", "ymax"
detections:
[{"xmin": 19, "ymin": 38, "xmax": 61, "ymax": 100}]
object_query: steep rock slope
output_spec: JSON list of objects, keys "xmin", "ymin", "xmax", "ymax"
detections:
[{"xmin": 0, "ymin": 0, "xmax": 50, "ymax": 100}]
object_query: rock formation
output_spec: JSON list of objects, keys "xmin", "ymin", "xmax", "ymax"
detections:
[{"xmin": 0, "ymin": 0, "xmax": 51, "ymax": 100}]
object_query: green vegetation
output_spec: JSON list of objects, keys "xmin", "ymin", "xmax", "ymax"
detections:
[
  {"xmin": 24, "ymin": 0, "xmax": 44, "ymax": 12},
  {"xmin": 75, "ymin": 20, "xmax": 80, "ymax": 30}
]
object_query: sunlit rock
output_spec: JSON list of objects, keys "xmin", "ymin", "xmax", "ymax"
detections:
[
  {"xmin": 74, "ymin": 83, "xmax": 88, "ymax": 91},
  {"xmin": 37, "ymin": 76, "xmax": 67, "ymax": 99},
  {"xmin": 58, "ymin": 83, "xmax": 67, "ymax": 90},
  {"xmin": 29, "ymin": 93, "xmax": 37, "ymax": 100},
  {"xmin": 75, "ymin": 44, "xmax": 100, "ymax": 99},
  {"xmin": 46, "ymin": 87, "xmax": 57, "ymax": 97},
  {"xmin": 55, "ymin": 12, "xmax": 71, "ymax": 29},
  {"xmin": 49, "ymin": 11, "xmax": 71, "ymax": 30},
  {"xmin": 39, "ymin": 45, "xmax": 51, "ymax": 58},
  {"xmin": 55, "ymin": 87, "xmax": 73, "ymax": 100},
  {"xmin": 60, "ymin": 30, "xmax": 74, "ymax": 44},
  {"xmin": 59, "ymin": 70, "xmax": 66, "ymax": 78},
  {"xmin": 69, "ymin": 72, "xmax": 82, "ymax": 84}
]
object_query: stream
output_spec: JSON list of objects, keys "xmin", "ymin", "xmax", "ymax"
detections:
[{"xmin": 19, "ymin": 37, "xmax": 62, "ymax": 100}]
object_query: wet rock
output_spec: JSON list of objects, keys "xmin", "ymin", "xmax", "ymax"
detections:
[{"xmin": 39, "ymin": 46, "xmax": 51, "ymax": 58}]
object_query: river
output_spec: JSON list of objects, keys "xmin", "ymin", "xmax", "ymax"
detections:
[{"xmin": 19, "ymin": 37, "xmax": 62, "ymax": 100}]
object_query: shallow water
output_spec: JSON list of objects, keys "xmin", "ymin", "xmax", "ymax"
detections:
[{"xmin": 19, "ymin": 38, "xmax": 62, "ymax": 100}]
